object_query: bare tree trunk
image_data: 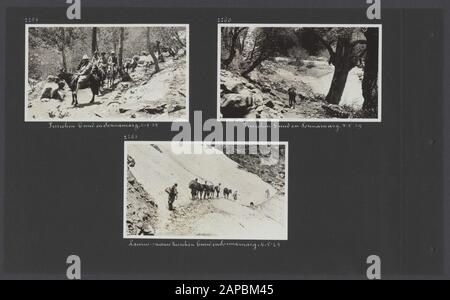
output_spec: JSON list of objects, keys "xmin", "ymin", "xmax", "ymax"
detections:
[
  {"xmin": 147, "ymin": 28, "xmax": 160, "ymax": 73},
  {"xmin": 92, "ymin": 27, "xmax": 98, "ymax": 55},
  {"xmin": 112, "ymin": 29, "xmax": 118, "ymax": 53},
  {"xmin": 156, "ymin": 41, "xmax": 165, "ymax": 62},
  {"xmin": 60, "ymin": 28, "xmax": 67, "ymax": 71},
  {"xmin": 222, "ymin": 28, "xmax": 244, "ymax": 68},
  {"xmin": 249, "ymin": 45, "xmax": 256, "ymax": 60},
  {"xmin": 241, "ymin": 54, "xmax": 264, "ymax": 77},
  {"xmin": 325, "ymin": 35, "xmax": 356, "ymax": 104},
  {"xmin": 239, "ymin": 29, "xmax": 248, "ymax": 53},
  {"xmin": 362, "ymin": 28, "xmax": 379, "ymax": 117},
  {"xmin": 118, "ymin": 27, "xmax": 124, "ymax": 70},
  {"xmin": 173, "ymin": 30, "xmax": 185, "ymax": 47},
  {"xmin": 325, "ymin": 64, "xmax": 351, "ymax": 104}
]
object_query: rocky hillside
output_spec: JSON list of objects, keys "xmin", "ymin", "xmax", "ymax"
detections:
[
  {"xmin": 220, "ymin": 57, "xmax": 364, "ymax": 119},
  {"xmin": 225, "ymin": 145, "xmax": 286, "ymax": 194},
  {"xmin": 125, "ymin": 143, "xmax": 287, "ymax": 239},
  {"xmin": 126, "ymin": 156, "xmax": 159, "ymax": 236}
]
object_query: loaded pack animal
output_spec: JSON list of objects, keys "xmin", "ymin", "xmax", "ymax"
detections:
[
  {"xmin": 189, "ymin": 180, "xmax": 224, "ymax": 200},
  {"xmin": 57, "ymin": 67, "xmax": 101, "ymax": 107},
  {"xmin": 189, "ymin": 180, "xmax": 203, "ymax": 200},
  {"xmin": 223, "ymin": 188, "xmax": 232, "ymax": 199},
  {"xmin": 124, "ymin": 56, "xmax": 138, "ymax": 73},
  {"xmin": 214, "ymin": 184, "xmax": 221, "ymax": 198},
  {"xmin": 202, "ymin": 183, "xmax": 210, "ymax": 199},
  {"xmin": 206, "ymin": 184, "xmax": 215, "ymax": 199}
]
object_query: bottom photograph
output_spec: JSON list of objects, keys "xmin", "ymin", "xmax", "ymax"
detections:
[{"xmin": 124, "ymin": 141, "xmax": 288, "ymax": 240}]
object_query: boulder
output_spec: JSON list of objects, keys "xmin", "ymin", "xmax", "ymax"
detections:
[
  {"xmin": 264, "ymin": 100, "xmax": 275, "ymax": 108},
  {"xmin": 127, "ymin": 156, "xmax": 136, "ymax": 167},
  {"xmin": 220, "ymin": 92, "xmax": 254, "ymax": 118}
]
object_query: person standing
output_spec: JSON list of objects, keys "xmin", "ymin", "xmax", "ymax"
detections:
[
  {"xmin": 108, "ymin": 51, "xmax": 118, "ymax": 68},
  {"xmin": 288, "ymin": 87, "xmax": 297, "ymax": 109},
  {"xmin": 166, "ymin": 183, "xmax": 178, "ymax": 211}
]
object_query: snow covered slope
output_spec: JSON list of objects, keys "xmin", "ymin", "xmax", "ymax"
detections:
[{"xmin": 125, "ymin": 142, "xmax": 287, "ymax": 240}]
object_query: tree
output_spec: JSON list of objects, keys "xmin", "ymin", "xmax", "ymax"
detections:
[
  {"xmin": 307, "ymin": 28, "xmax": 367, "ymax": 104},
  {"xmin": 118, "ymin": 27, "xmax": 124, "ymax": 69},
  {"xmin": 362, "ymin": 27, "xmax": 379, "ymax": 116},
  {"xmin": 241, "ymin": 28, "xmax": 297, "ymax": 77},
  {"xmin": 113, "ymin": 28, "xmax": 118, "ymax": 52},
  {"xmin": 60, "ymin": 27, "xmax": 67, "ymax": 70},
  {"xmin": 91, "ymin": 27, "xmax": 98, "ymax": 54},
  {"xmin": 156, "ymin": 41, "xmax": 165, "ymax": 62},
  {"xmin": 31, "ymin": 27, "xmax": 80, "ymax": 72},
  {"xmin": 146, "ymin": 27, "xmax": 160, "ymax": 73},
  {"xmin": 222, "ymin": 27, "xmax": 246, "ymax": 68}
]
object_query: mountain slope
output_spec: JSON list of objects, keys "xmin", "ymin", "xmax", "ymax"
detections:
[{"xmin": 126, "ymin": 143, "xmax": 287, "ymax": 240}]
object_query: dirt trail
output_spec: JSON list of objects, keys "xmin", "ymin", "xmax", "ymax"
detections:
[
  {"xmin": 220, "ymin": 57, "xmax": 365, "ymax": 119},
  {"xmin": 264, "ymin": 59, "xmax": 364, "ymax": 109},
  {"xmin": 27, "ymin": 56, "xmax": 187, "ymax": 121}
]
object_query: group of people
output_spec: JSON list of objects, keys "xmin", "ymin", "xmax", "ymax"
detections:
[
  {"xmin": 164, "ymin": 179, "xmax": 239, "ymax": 211},
  {"xmin": 72, "ymin": 50, "xmax": 119, "ymax": 91},
  {"xmin": 69, "ymin": 50, "xmax": 137, "ymax": 95}
]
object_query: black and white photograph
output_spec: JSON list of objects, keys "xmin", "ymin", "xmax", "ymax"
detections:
[
  {"xmin": 218, "ymin": 24, "xmax": 381, "ymax": 122},
  {"xmin": 25, "ymin": 24, "xmax": 189, "ymax": 122},
  {"xmin": 124, "ymin": 141, "xmax": 288, "ymax": 240}
]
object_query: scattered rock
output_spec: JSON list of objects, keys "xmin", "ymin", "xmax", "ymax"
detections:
[
  {"xmin": 261, "ymin": 85, "xmax": 271, "ymax": 93},
  {"xmin": 322, "ymin": 104, "xmax": 351, "ymax": 118},
  {"xmin": 139, "ymin": 104, "xmax": 167, "ymax": 114},
  {"xmin": 168, "ymin": 104, "xmax": 185, "ymax": 114},
  {"xmin": 264, "ymin": 100, "xmax": 275, "ymax": 108}
]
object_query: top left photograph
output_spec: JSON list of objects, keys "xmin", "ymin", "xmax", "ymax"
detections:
[{"xmin": 25, "ymin": 24, "xmax": 189, "ymax": 122}]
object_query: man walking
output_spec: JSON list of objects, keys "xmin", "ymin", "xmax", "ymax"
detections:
[
  {"xmin": 288, "ymin": 87, "xmax": 297, "ymax": 109},
  {"xmin": 166, "ymin": 183, "xmax": 178, "ymax": 211}
]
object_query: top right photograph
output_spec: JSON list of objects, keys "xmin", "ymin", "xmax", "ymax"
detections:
[{"xmin": 218, "ymin": 24, "xmax": 382, "ymax": 122}]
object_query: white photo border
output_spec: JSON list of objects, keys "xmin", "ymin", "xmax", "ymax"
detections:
[
  {"xmin": 123, "ymin": 140, "xmax": 289, "ymax": 241},
  {"xmin": 217, "ymin": 23, "xmax": 382, "ymax": 123},
  {"xmin": 25, "ymin": 23, "xmax": 190, "ymax": 123}
]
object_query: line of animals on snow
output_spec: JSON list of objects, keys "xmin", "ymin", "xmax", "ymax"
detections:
[
  {"xmin": 188, "ymin": 178, "xmax": 238, "ymax": 201},
  {"xmin": 164, "ymin": 179, "xmax": 239, "ymax": 211}
]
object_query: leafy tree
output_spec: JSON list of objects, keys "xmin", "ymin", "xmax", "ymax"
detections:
[
  {"xmin": 241, "ymin": 27, "xmax": 297, "ymax": 76},
  {"xmin": 305, "ymin": 28, "xmax": 367, "ymax": 104}
]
